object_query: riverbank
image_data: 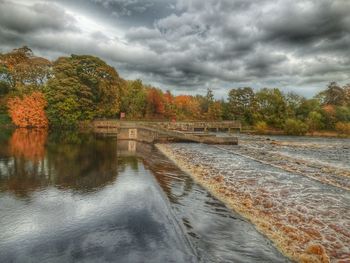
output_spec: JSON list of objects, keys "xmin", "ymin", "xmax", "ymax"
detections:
[
  {"xmin": 242, "ymin": 129, "xmax": 350, "ymax": 138},
  {"xmin": 156, "ymin": 140, "xmax": 350, "ymax": 263}
]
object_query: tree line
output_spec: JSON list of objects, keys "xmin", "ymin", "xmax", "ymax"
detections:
[{"xmin": 0, "ymin": 47, "xmax": 349, "ymax": 135}]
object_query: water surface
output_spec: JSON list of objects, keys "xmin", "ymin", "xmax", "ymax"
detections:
[{"xmin": 0, "ymin": 129, "xmax": 288, "ymax": 262}]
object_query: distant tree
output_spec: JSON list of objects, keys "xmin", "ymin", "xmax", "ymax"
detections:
[
  {"xmin": 163, "ymin": 90, "xmax": 176, "ymax": 119},
  {"xmin": 207, "ymin": 101, "xmax": 223, "ymax": 120},
  {"xmin": 254, "ymin": 121, "xmax": 269, "ymax": 134},
  {"xmin": 120, "ymin": 80, "xmax": 147, "ymax": 119},
  {"xmin": 317, "ymin": 82, "xmax": 348, "ymax": 106},
  {"xmin": 321, "ymin": 104, "xmax": 337, "ymax": 129},
  {"xmin": 306, "ymin": 111, "xmax": 323, "ymax": 133},
  {"xmin": 228, "ymin": 87, "xmax": 255, "ymax": 124},
  {"xmin": 7, "ymin": 92, "xmax": 48, "ymax": 128},
  {"xmin": 0, "ymin": 46, "xmax": 51, "ymax": 92},
  {"xmin": 174, "ymin": 95, "xmax": 201, "ymax": 120},
  {"xmin": 296, "ymin": 99, "xmax": 321, "ymax": 120},
  {"xmin": 284, "ymin": 118, "xmax": 308, "ymax": 135},
  {"xmin": 255, "ymin": 88, "xmax": 287, "ymax": 128},
  {"xmin": 285, "ymin": 92, "xmax": 304, "ymax": 118},
  {"xmin": 335, "ymin": 122, "xmax": 350, "ymax": 135},
  {"xmin": 146, "ymin": 87, "xmax": 165, "ymax": 118},
  {"xmin": 335, "ymin": 106, "xmax": 350, "ymax": 122}
]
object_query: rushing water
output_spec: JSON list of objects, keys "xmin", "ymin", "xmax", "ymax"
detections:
[
  {"xmin": 163, "ymin": 135, "xmax": 350, "ymax": 262},
  {"xmin": 0, "ymin": 129, "xmax": 287, "ymax": 263}
]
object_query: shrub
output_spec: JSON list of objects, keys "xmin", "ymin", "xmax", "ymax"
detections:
[
  {"xmin": 0, "ymin": 113, "xmax": 12, "ymax": 125},
  {"xmin": 284, "ymin": 118, "xmax": 308, "ymax": 135},
  {"xmin": 335, "ymin": 122, "xmax": 350, "ymax": 135},
  {"xmin": 254, "ymin": 121, "xmax": 269, "ymax": 134}
]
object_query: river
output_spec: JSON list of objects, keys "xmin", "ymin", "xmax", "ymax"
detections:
[
  {"xmin": 0, "ymin": 129, "xmax": 288, "ymax": 263},
  {"xmin": 157, "ymin": 134, "xmax": 350, "ymax": 262}
]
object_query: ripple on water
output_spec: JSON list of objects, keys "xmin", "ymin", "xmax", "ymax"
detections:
[{"xmin": 160, "ymin": 142, "xmax": 350, "ymax": 262}]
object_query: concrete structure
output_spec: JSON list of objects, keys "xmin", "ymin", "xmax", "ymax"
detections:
[
  {"xmin": 93, "ymin": 120, "xmax": 239, "ymax": 145},
  {"xmin": 93, "ymin": 120, "xmax": 241, "ymax": 133}
]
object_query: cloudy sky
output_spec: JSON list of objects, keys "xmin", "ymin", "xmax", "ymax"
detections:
[{"xmin": 0, "ymin": 0, "xmax": 349, "ymax": 97}]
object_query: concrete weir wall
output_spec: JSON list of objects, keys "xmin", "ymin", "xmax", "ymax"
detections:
[{"xmin": 93, "ymin": 121, "xmax": 239, "ymax": 145}]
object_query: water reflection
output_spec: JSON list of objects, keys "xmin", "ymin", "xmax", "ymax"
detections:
[
  {"xmin": 0, "ymin": 130, "xmax": 288, "ymax": 262},
  {"xmin": 0, "ymin": 131, "xmax": 119, "ymax": 197}
]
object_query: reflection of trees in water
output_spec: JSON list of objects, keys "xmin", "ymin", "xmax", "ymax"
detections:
[
  {"xmin": 46, "ymin": 132, "xmax": 118, "ymax": 192},
  {"xmin": 10, "ymin": 129, "xmax": 47, "ymax": 161},
  {"xmin": 0, "ymin": 131, "xmax": 119, "ymax": 197},
  {"xmin": 0, "ymin": 129, "xmax": 49, "ymax": 197}
]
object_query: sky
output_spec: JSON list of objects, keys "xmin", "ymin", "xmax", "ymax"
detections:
[{"xmin": 0, "ymin": 0, "xmax": 349, "ymax": 98}]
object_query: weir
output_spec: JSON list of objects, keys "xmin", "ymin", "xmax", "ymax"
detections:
[{"xmin": 92, "ymin": 120, "xmax": 239, "ymax": 145}]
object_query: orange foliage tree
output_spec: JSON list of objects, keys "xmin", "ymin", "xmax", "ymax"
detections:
[
  {"xmin": 146, "ymin": 87, "xmax": 165, "ymax": 117},
  {"xmin": 174, "ymin": 95, "xmax": 201, "ymax": 120},
  {"xmin": 7, "ymin": 92, "xmax": 48, "ymax": 128}
]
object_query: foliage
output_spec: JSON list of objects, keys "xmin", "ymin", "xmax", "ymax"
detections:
[
  {"xmin": 306, "ymin": 111, "xmax": 323, "ymax": 133},
  {"xmin": 7, "ymin": 92, "xmax": 48, "ymax": 128},
  {"xmin": 0, "ymin": 113, "xmax": 12, "ymax": 125},
  {"xmin": 207, "ymin": 101, "xmax": 223, "ymax": 120},
  {"xmin": 1, "ymin": 47, "xmax": 349, "ymax": 134},
  {"xmin": 254, "ymin": 121, "xmax": 269, "ymax": 134},
  {"xmin": 44, "ymin": 55, "xmax": 123, "ymax": 126},
  {"xmin": 284, "ymin": 118, "xmax": 308, "ymax": 135},
  {"xmin": 0, "ymin": 46, "xmax": 51, "ymax": 93},
  {"xmin": 120, "ymin": 80, "xmax": 147, "ymax": 119},
  {"xmin": 317, "ymin": 82, "xmax": 349, "ymax": 106},
  {"xmin": 228, "ymin": 87, "xmax": 255, "ymax": 124},
  {"xmin": 146, "ymin": 87, "xmax": 165, "ymax": 117},
  {"xmin": 254, "ymin": 88, "xmax": 287, "ymax": 128},
  {"xmin": 335, "ymin": 122, "xmax": 350, "ymax": 135},
  {"xmin": 335, "ymin": 106, "xmax": 350, "ymax": 122}
]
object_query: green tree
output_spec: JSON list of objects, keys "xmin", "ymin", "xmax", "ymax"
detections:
[
  {"xmin": 44, "ymin": 55, "xmax": 123, "ymax": 127},
  {"xmin": 284, "ymin": 118, "xmax": 308, "ymax": 135},
  {"xmin": 285, "ymin": 92, "xmax": 304, "ymax": 118},
  {"xmin": 255, "ymin": 88, "xmax": 287, "ymax": 128},
  {"xmin": 296, "ymin": 99, "xmax": 321, "ymax": 120},
  {"xmin": 335, "ymin": 106, "xmax": 350, "ymax": 122},
  {"xmin": 228, "ymin": 87, "xmax": 255, "ymax": 124},
  {"xmin": 306, "ymin": 111, "xmax": 323, "ymax": 133},
  {"xmin": 120, "ymin": 80, "xmax": 147, "ymax": 119}
]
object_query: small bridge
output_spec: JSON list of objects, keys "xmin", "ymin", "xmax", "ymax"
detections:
[{"xmin": 92, "ymin": 121, "xmax": 239, "ymax": 145}]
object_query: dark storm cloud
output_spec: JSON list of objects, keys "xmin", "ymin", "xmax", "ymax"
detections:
[{"xmin": 0, "ymin": 0, "xmax": 349, "ymax": 96}]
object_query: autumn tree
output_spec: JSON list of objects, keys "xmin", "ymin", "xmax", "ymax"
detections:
[
  {"xmin": 207, "ymin": 101, "xmax": 223, "ymax": 120},
  {"xmin": 145, "ymin": 87, "xmax": 165, "ymax": 118},
  {"xmin": 0, "ymin": 46, "xmax": 51, "ymax": 93},
  {"xmin": 7, "ymin": 92, "xmax": 48, "ymax": 128},
  {"xmin": 174, "ymin": 95, "xmax": 201, "ymax": 120}
]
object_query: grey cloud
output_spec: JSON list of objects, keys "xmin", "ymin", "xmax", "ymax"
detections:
[
  {"xmin": 0, "ymin": 1, "xmax": 78, "ymax": 34},
  {"xmin": 0, "ymin": 0, "xmax": 349, "ymax": 97},
  {"xmin": 260, "ymin": 0, "xmax": 350, "ymax": 44}
]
